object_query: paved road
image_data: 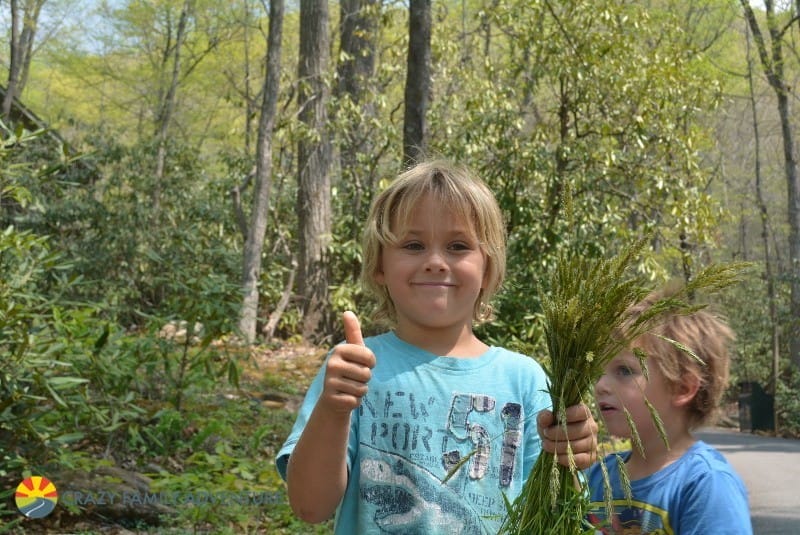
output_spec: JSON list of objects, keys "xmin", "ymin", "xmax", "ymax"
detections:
[{"xmin": 696, "ymin": 427, "xmax": 800, "ymax": 535}]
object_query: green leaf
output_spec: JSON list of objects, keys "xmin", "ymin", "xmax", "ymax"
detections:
[{"xmin": 47, "ymin": 376, "xmax": 90, "ymax": 388}]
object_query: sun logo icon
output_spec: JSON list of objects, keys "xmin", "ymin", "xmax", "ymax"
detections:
[{"xmin": 15, "ymin": 476, "xmax": 58, "ymax": 519}]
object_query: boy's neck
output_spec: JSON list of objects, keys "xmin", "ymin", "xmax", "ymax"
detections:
[
  {"xmin": 394, "ymin": 322, "xmax": 488, "ymax": 357},
  {"xmin": 625, "ymin": 429, "xmax": 696, "ymax": 480}
]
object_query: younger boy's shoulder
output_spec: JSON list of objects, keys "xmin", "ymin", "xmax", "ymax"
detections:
[
  {"xmin": 658, "ymin": 440, "xmax": 747, "ymax": 494},
  {"xmin": 683, "ymin": 440, "xmax": 736, "ymax": 472}
]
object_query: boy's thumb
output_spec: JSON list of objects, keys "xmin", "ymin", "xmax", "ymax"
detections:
[{"xmin": 343, "ymin": 311, "xmax": 365, "ymax": 346}]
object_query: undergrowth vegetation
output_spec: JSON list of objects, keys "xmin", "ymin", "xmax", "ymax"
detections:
[
  {"xmin": 0, "ymin": 313, "xmax": 332, "ymax": 534},
  {"xmin": 0, "ymin": 125, "xmax": 331, "ymax": 533}
]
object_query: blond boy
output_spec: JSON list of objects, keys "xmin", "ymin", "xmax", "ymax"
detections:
[{"xmin": 586, "ymin": 286, "xmax": 752, "ymax": 534}]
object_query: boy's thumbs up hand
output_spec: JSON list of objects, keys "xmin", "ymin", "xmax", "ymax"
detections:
[
  {"xmin": 342, "ymin": 310, "xmax": 365, "ymax": 346},
  {"xmin": 319, "ymin": 311, "xmax": 376, "ymax": 414}
]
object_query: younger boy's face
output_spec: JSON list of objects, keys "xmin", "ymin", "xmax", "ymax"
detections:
[
  {"xmin": 594, "ymin": 349, "xmax": 674, "ymax": 442},
  {"xmin": 374, "ymin": 194, "xmax": 488, "ymax": 334}
]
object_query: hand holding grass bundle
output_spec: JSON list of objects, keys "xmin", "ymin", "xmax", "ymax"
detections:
[{"xmin": 499, "ymin": 240, "xmax": 745, "ymax": 534}]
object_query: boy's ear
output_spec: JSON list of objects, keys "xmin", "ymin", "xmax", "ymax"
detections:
[{"xmin": 672, "ymin": 373, "xmax": 700, "ymax": 408}]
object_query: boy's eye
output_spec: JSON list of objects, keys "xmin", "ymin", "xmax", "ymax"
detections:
[
  {"xmin": 449, "ymin": 241, "xmax": 472, "ymax": 251},
  {"xmin": 616, "ymin": 365, "xmax": 635, "ymax": 377},
  {"xmin": 402, "ymin": 241, "xmax": 424, "ymax": 251}
]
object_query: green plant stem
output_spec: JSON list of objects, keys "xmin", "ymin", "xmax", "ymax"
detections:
[{"xmin": 504, "ymin": 450, "xmax": 589, "ymax": 534}]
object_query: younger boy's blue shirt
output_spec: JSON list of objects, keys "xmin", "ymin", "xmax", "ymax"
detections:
[
  {"xmin": 585, "ymin": 440, "xmax": 752, "ymax": 534},
  {"xmin": 276, "ymin": 331, "xmax": 551, "ymax": 534}
]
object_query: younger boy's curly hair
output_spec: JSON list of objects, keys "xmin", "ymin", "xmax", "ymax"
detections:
[{"xmin": 626, "ymin": 283, "xmax": 735, "ymax": 429}]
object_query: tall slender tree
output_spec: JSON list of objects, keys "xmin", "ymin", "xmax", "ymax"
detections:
[
  {"xmin": 3, "ymin": 0, "xmax": 46, "ymax": 120},
  {"xmin": 402, "ymin": 0, "xmax": 431, "ymax": 166},
  {"xmin": 336, "ymin": 0, "xmax": 379, "ymax": 234},
  {"xmin": 152, "ymin": 0, "xmax": 194, "ymax": 213},
  {"xmin": 238, "ymin": 0, "xmax": 285, "ymax": 344},
  {"xmin": 745, "ymin": 28, "xmax": 780, "ymax": 431},
  {"xmin": 297, "ymin": 0, "xmax": 333, "ymax": 342},
  {"xmin": 740, "ymin": 0, "xmax": 800, "ymax": 370}
]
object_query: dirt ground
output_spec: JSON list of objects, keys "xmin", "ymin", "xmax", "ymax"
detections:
[{"xmin": 239, "ymin": 342, "xmax": 329, "ymax": 411}]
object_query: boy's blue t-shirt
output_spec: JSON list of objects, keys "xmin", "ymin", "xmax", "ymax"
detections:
[
  {"xmin": 276, "ymin": 331, "xmax": 551, "ymax": 534},
  {"xmin": 585, "ymin": 440, "xmax": 752, "ymax": 534}
]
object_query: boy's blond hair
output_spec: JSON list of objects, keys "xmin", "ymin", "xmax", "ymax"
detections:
[
  {"xmin": 361, "ymin": 160, "xmax": 506, "ymax": 326},
  {"xmin": 626, "ymin": 285, "xmax": 735, "ymax": 429}
]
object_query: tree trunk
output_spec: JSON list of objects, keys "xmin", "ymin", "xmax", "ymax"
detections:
[
  {"xmin": 238, "ymin": 0, "xmax": 285, "ymax": 344},
  {"xmin": 741, "ymin": 1, "xmax": 800, "ymax": 371},
  {"xmin": 337, "ymin": 0, "xmax": 378, "ymax": 247},
  {"xmin": 152, "ymin": 0, "xmax": 194, "ymax": 214},
  {"xmin": 263, "ymin": 258, "xmax": 297, "ymax": 340},
  {"xmin": 745, "ymin": 24, "xmax": 781, "ymax": 432},
  {"xmin": 402, "ymin": 0, "xmax": 431, "ymax": 166},
  {"xmin": 297, "ymin": 0, "xmax": 333, "ymax": 342},
  {"xmin": 338, "ymin": 0, "xmax": 377, "ymax": 101},
  {"xmin": 3, "ymin": 0, "xmax": 46, "ymax": 120},
  {"xmin": 243, "ymin": 0, "xmax": 255, "ymax": 154}
]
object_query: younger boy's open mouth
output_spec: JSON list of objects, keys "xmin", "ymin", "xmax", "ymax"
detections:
[{"xmin": 598, "ymin": 402, "xmax": 618, "ymax": 416}]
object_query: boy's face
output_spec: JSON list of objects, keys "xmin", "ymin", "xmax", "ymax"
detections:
[
  {"xmin": 374, "ymin": 194, "xmax": 488, "ymax": 334},
  {"xmin": 594, "ymin": 349, "xmax": 675, "ymax": 442}
]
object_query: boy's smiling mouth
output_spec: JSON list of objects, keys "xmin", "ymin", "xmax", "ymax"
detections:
[{"xmin": 413, "ymin": 281, "xmax": 456, "ymax": 288}]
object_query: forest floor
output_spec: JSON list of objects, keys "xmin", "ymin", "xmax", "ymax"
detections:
[
  {"xmin": 240, "ymin": 342, "xmax": 327, "ymax": 411},
  {"xmin": 7, "ymin": 343, "xmax": 331, "ymax": 535},
  {"xmin": 6, "ymin": 341, "xmax": 783, "ymax": 534}
]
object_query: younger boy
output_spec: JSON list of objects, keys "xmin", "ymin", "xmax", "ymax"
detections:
[{"xmin": 586, "ymin": 286, "xmax": 752, "ymax": 534}]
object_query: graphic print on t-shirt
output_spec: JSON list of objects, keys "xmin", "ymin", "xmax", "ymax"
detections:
[
  {"xmin": 587, "ymin": 500, "xmax": 672, "ymax": 535},
  {"xmin": 358, "ymin": 388, "xmax": 523, "ymax": 533}
]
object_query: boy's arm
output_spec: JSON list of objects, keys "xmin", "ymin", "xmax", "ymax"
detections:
[
  {"xmin": 538, "ymin": 404, "xmax": 598, "ymax": 470},
  {"xmin": 286, "ymin": 404, "xmax": 352, "ymax": 522},
  {"xmin": 285, "ymin": 312, "xmax": 375, "ymax": 523}
]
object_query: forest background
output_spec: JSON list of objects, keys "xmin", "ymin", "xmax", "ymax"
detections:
[{"xmin": 2, "ymin": 0, "xmax": 800, "ymax": 533}]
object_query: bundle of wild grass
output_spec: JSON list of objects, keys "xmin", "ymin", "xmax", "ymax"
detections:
[{"xmin": 499, "ymin": 239, "xmax": 744, "ymax": 534}]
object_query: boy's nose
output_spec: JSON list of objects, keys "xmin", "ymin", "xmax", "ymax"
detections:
[
  {"xmin": 594, "ymin": 374, "xmax": 611, "ymax": 395},
  {"xmin": 423, "ymin": 251, "xmax": 447, "ymax": 271}
]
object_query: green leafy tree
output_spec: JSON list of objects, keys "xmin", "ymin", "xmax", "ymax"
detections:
[{"xmin": 428, "ymin": 0, "xmax": 725, "ymax": 352}]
